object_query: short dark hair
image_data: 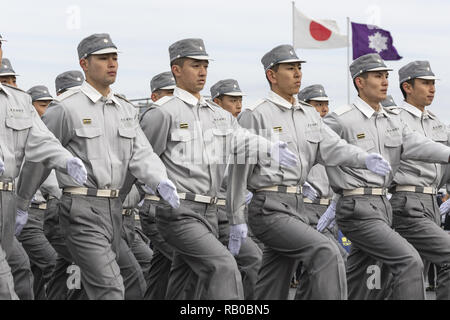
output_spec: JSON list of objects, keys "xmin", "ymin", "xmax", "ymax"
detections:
[
  {"xmin": 266, "ymin": 64, "xmax": 280, "ymax": 89},
  {"xmin": 353, "ymin": 72, "xmax": 369, "ymax": 94},
  {"xmin": 400, "ymin": 79, "xmax": 415, "ymax": 99},
  {"xmin": 170, "ymin": 57, "xmax": 188, "ymax": 84}
]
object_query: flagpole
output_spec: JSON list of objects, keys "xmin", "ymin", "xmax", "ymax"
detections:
[
  {"xmin": 347, "ymin": 17, "xmax": 351, "ymax": 105},
  {"xmin": 292, "ymin": 1, "xmax": 295, "ymax": 46}
]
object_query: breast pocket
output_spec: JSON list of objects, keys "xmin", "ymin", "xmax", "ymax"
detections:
[
  {"xmin": 205, "ymin": 128, "xmax": 232, "ymax": 164},
  {"xmin": 170, "ymin": 129, "xmax": 197, "ymax": 165},
  {"xmin": 384, "ymin": 135, "xmax": 402, "ymax": 165},
  {"xmin": 352, "ymin": 138, "xmax": 376, "ymax": 152},
  {"xmin": 74, "ymin": 127, "xmax": 103, "ymax": 160},
  {"xmin": 431, "ymin": 130, "xmax": 448, "ymax": 144},
  {"xmin": 118, "ymin": 127, "xmax": 136, "ymax": 160},
  {"xmin": 6, "ymin": 117, "xmax": 33, "ymax": 161}
]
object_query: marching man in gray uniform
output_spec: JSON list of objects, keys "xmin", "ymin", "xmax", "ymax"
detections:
[
  {"xmin": 140, "ymin": 38, "xmax": 298, "ymax": 300},
  {"xmin": 318, "ymin": 53, "xmax": 450, "ymax": 299},
  {"xmin": 16, "ymin": 33, "xmax": 179, "ymax": 300},
  {"xmin": 387, "ymin": 61, "xmax": 450, "ymax": 300},
  {"xmin": 16, "ymin": 86, "xmax": 57, "ymax": 300},
  {"xmin": 227, "ymin": 45, "xmax": 392, "ymax": 300},
  {"xmin": 0, "ymin": 58, "xmax": 19, "ymax": 87},
  {"xmin": 298, "ymin": 84, "xmax": 348, "ymax": 253},
  {"xmin": 210, "ymin": 79, "xmax": 263, "ymax": 300},
  {"xmin": 138, "ymin": 70, "xmax": 176, "ymax": 300},
  {"xmin": 0, "ymin": 33, "xmax": 87, "ymax": 299}
]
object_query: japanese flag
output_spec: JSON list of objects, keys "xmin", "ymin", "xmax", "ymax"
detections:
[{"xmin": 293, "ymin": 8, "xmax": 348, "ymax": 49}]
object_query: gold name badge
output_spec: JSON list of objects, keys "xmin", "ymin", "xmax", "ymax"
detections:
[
  {"xmin": 357, "ymin": 133, "xmax": 365, "ymax": 139},
  {"xmin": 273, "ymin": 126, "xmax": 282, "ymax": 132},
  {"xmin": 83, "ymin": 118, "xmax": 92, "ymax": 125},
  {"xmin": 180, "ymin": 123, "xmax": 189, "ymax": 129}
]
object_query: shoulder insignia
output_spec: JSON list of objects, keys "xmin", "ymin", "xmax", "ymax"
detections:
[
  {"xmin": 54, "ymin": 89, "xmax": 79, "ymax": 101},
  {"xmin": 114, "ymin": 93, "xmax": 132, "ymax": 104},
  {"xmin": 153, "ymin": 95, "xmax": 175, "ymax": 107},
  {"xmin": 246, "ymin": 99, "xmax": 266, "ymax": 111},
  {"xmin": 3, "ymin": 83, "xmax": 26, "ymax": 93},
  {"xmin": 384, "ymin": 106, "xmax": 401, "ymax": 115},
  {"xmin": 333, "ymin": 104, "xmax": 353, "ymax": 116}
]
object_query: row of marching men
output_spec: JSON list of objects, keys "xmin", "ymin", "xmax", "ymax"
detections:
[{"xmin": 1, "ymin": 31, "xmax": 450, "ymax": 300}]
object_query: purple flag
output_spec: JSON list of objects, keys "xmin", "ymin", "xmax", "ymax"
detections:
[{"xmin": 351, "ymin": 22, "xmax": 402, "ymax": 60}]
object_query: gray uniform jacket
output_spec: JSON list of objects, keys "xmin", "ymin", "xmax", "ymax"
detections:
[
  {"xmin": 306, "ymin": 164, "xmax": 333, "ymax": 199},
  {"xmin": 16, "ymin": 82, "xmax": 168, "ymax": 209},
  {"xmin": 0, "ymin": 83, "xmax": 72, "ymax": 181},
  {"xmin": 227, "ymin": 91, "xmax": 371, "ymax": 224},
  {"xmin": 391, "ymin": 102, "xmax": 448, "ymax": 188},
  {"xmin": 323, "ymin": 97, "xmax": 450, "ymax": 194},
  {"xmin": 140, "ymin": 87, "xmax": 272, "ymax": 225}
]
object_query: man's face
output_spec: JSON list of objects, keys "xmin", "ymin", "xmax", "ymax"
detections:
[
  {"xmin": 32, "ymin": 100, "xmax": 52, "ymax": 117},
  {"xmin": 214, "ymin": 95, "xmax": 243, "ymax": 117},
  {"xmin": 404, "ymin": 78, "xmax": 435, "ymax": 108},
  {"xmin": 357, "ymin": 71, "xmax": 389, "ymax": 103},
  {"xmin": 151, "ymin": 89, "xmax": 174, "ymax": 102},
  {"xmin": 81, "ymin": 53, "xmax": 118, "ymax": 87},
  {"xmin": 308, "ymin": 100, "xmax": 329, "ymax": 118},
  {"xmin": 0, "ymin": 75, "xmax": 16, "ymax": 87},
  {"xmin": 268, "ymin": 62, "xmax": 302, "ymax": 96},
  {"xmin": 172, "ymin": 58, "xmax": 208, "ymax": 95}
]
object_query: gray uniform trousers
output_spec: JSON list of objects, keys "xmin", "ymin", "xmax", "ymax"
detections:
[
  {"xmin": 120, "ymin": 211, "xmax": 148, "ymax": 300},
  {"xmin": 0, "ymin": 190, "xmax": 19, "ymax": 299},
  {"xmin": 59, "ymin": 194, "xmax": 125, "ymax": 300},
  {"xmin": 7, "ymin": 236, "xmax": 34, "ymax": 300},
  {"xmin": 44, "ymin": 198, "xmax": 88, "ymax": 300},
  {"xmin": 217, "ymin": 205, "xmax": 262, "ymax": 300},
  {"xmin": 249, "ymin": 191, "xmax": 347, "ymax": 300},
  {"xmin": 139, "ymin": 199, "xmax": 174, "ymax": 300},
  {"xmin": 391, "ymin": 191, "xmax": 450, "ymax": 300},
  {"xmin": 337, "ymin": 194, "xmax": 425, "ymax": 300},
  {"xmin": 130, "ymin": 225, "xmax": 153, "ymax": 290},
  {"xmin": 156, "ymin": 199, "xmax": 244, "ymax": 300},
  {"xmin": 294, "ymin": 203, "xmax": 349, "ymax": 300},
  {"xmin": 17, "ymin": 206, "xmax": 57, "ymax": 300}
]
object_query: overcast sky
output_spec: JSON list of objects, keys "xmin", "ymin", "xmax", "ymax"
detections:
[{"xmin": 2, "ymin": 0, "xmax": 449, "ymax": 122}]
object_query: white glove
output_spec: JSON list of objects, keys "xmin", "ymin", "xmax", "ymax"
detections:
[
  {"xmin": 303, "ymin": 181, "xmax": 319, "ymax": 201},
  {"xmin": 66, "ymin": 158, "xmax": 87, "ymax": 185},
  {"xmin": 142, "ymin": 184, "xmax": 156, "ymax": 195},
  {"xmin": 0, "ymin": 158, "xmax": 4, "ymax": 175},
  {"xmin": 157, "ymin": 179, "xmax": 180, "ymax": 209},
  {"xmin": 270, "ymin": 141, "xmax": 299, "ymax": 167},
  {"xmin": 317, "ymin": 201, "xmax": 336, "ymax": 232},
  {"xmin": 245, "ymin": 192, "xmax": 253, "ymax": 205},
  {"xmin": 365, "ymin": 153, "xmax": 392, "ymax": 176},
  {"xmin": 440, "ymin": 199, "xmax": 450, "ymax": 224},
  {"xmin": 15, "ymin": 209, "xmax": 28, "ymax": 236},
  {"xmin": 228, "ymin": 223, "xmax": 248, "ymax": 256}
]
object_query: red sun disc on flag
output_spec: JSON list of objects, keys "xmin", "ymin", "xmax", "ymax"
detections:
[{"xmin": 309, "ymin": 21, "xmax": 332, "ymax": 41}]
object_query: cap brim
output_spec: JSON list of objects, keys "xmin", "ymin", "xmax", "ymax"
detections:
[
  {"xmin": 366, "ymin": 67, "xmax": 393, "ymax": 72},
  {"xmin": 309, "ymin": 96, "xmax": 329, "ymax": 101},
  {"xmin": 0, "ymin": 72, "xmax": 19, "ymax": 76},
  {"xmin": 278, "ymin": 58, "xmax": 307, "ymax": 64},
  {"xmin": 35, "ymin": 97, "xmax": 54, "ymax": 101},
  {"xmin": 223, "ymin": 91, "xmax": 246, "ymax": 97},
  {"xmin": 90, "ymin": 48, "xmax": 119, "ymax": 55},
  {"xmin": 416, "ymin": 76, "xmax": 439, "ymax": 81},
  {"xmin": 157, "ymin": 85, "xmax": 176, "ymax": 90},
  {"xmin": 186, "ymin": 55, "xmax": 214, "ymax": 61}
]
